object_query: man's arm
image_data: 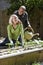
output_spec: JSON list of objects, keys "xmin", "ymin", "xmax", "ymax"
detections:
[
  {"xmin": 26, "ymin": 12, "xmax": 34, "ymax": 33},
  {"xmin": 28, "ymin": 21, "xmax": 34, "ymax": 33}
]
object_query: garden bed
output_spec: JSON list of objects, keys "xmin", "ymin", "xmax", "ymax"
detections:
[
  {"xmin": 0, "ymin": 38, "xmax": 43, "ymax": 65},
  {"xmin": 0, "ymin": 47, "xmax": 43, "ymax": 65}
]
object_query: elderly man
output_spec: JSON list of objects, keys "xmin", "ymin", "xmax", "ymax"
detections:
[{"xmin": 14, "ymin": 5, "xmax": 34, "ymax": 33}]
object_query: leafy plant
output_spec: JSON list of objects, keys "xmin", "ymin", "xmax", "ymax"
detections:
[
  {"xmin": 7, "ymin": 0, "xmax": 43, "ymax": 15},
  {"xmin": 6, "ymin": 43, "xmax": 14, "ymax": 48},
  {"xmin": 32, "ymin": 62, "xmax": 40, "ymax": 65},
  {"xmin": 15, "ymin": 41, "xmax": 21, "ymax": 46}
]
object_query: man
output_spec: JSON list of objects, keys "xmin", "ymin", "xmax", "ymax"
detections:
[{"xmin": 14, "ymin": 5, "xmax": 34, "ymax": 33}]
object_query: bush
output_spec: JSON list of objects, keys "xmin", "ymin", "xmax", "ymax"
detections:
[{"xmin": 7, "ymin": 0, "xmax": 43, "ymax": 15}]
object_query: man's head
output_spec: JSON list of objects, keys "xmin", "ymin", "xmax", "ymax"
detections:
[{"xmin": 18, "ymin": 6, "xmax": 26, "ymax": 15}]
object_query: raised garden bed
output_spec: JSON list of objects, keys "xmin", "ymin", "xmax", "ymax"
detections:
[
  {"xmin": 0, "ymin": 47, "xmax": 43, "ymax": 65},
  {"xmin": 0, "ymin": 39, "xmax": 43, "ymax": 65}
]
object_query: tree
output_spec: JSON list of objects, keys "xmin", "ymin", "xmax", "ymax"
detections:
[{"xmin": 7, "ymin": 0, "xmax": 43, "ymax": 15}]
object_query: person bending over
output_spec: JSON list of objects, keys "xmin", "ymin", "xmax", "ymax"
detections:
[
  {"xmin": 0, "ymin": 14, "xmax": 24, "ymax": 47},
  {"xmin": 14, "ymin": 5, "xmax": 34, "ymax": 33}
]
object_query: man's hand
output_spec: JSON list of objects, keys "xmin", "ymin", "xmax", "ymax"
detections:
[
  {"xmin": 28, "ymin": 26, "xmax": 34, "ymax": 33},
  {"xmin": 24, "ymin": 26, "xmax": 34, "ymax": 33},
  {"xmin": 30, "ymin": 27, "xmax": 34, "ymax": 33}
]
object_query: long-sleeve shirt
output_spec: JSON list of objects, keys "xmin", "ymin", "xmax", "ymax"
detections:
[
  {"xmin": 14, "ymin": 10, "xmax": 31, "ymax": 29},
  {"xmin": 7, "ymin": 23, "xmax": 24, "ymax": 44}
]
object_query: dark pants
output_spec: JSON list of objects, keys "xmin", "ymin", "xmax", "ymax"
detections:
[{"xmin": 0, "ymin": 35, "xmax": 22, "ymax": 46}]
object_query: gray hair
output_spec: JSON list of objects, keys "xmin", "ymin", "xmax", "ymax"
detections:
[
  {"xmin": 9, "ymin": 14, "xmax": 18, "ymax": 25},
  {"xmin": 20, "ymin": 5, "xmax": 26, "ymax": 10}
]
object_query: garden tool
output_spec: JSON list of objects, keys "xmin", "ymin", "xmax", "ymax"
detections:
[{"xmin": 24, "ymin": 27, "xmax": 39, "ymax": 40}]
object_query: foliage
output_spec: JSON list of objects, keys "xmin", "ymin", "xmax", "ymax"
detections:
[
  {"xmin": 32, "ymin": 62, "xmax": 40, "ymax": 65},
  {"xmin": 7, "ymin": 0, "xmax": 43, "ymax": 15}
]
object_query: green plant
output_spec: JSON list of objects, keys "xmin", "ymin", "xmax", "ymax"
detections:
[
  {"xmin": 15, "ymin": 40, "xmax": 21, "ymax": 46},
  {"xmin": 32, "ymin": 62, "xmax": 40, "ymax": 65},
  {"xmin": 7, "ymin": 0, "xmax": 43, "ymax": 15},
  {"xmin": 6, "ymin": 43, "xmax": 14, "ymax": 48}
]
